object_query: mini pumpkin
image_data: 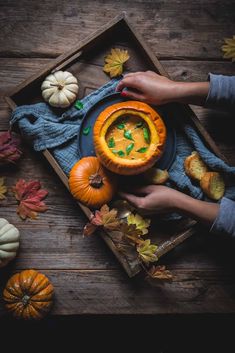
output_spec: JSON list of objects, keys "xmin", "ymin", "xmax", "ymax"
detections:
[
  {"xmin": 0, "ymin": 218, "xmax": 20, "ymax": 268},
  {"xmin": 93, "ymin": 101, "xmax": 166, "ymax": 175},
  {"xmin": 3, "ymin": 269, "xmax": 54, "ymax": 320},
  {"xmin": 41, "ymin": 70, "xmax": 79, "ymax": 108},
  {"xmin": 69, "ymin": 156, "xmax": 117, "ymax": 208}
]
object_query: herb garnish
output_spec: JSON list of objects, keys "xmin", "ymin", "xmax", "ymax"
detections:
[
  {"xmin": 108, "ymin": 137, "xmax": 115, "ymax": 148},
  {"xmin": 143, "ymin": 127, "xmax": 150, "ymax": 143},
  {"xmin": 124, "ymin": 129, "xmax": 134, "ymax": 141},
  {"xmin": 117, "ymin": 150, "xmax": 125, "ymax": 157},
  {"xmin": 83, "ymin": 126, "xmax": 91, "ymax": 135},
  {"xmin": 126, "ymin": 143, "xmax": 134, "ymax": 155},
  {"xmin": 112, "ymin": 149, "xmax": 125, "ymax": 157},
  {"xmin": 135, "ymin": 121, "xmax": 144, "ymax": 128},
  {"xmin": 137, "ymin": 147, "xmax": 148, "ymax": 153},
  {"xmin": 74, "ymin": 100, "xmax": 84, "ymax": 110},
  {"xmin": 117, "ymin": 123, "xmax": 125, "ymax": 130}
]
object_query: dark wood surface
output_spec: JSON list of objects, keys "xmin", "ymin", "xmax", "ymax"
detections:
[{"xmin": 0, "ymin": 0, "xmax": 235, "ymax": 315}]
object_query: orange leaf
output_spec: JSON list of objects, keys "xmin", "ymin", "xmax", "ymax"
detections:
[
  {"xmin": 83, "ymin": 222, "xmax": 97, "ymax": 237},
  {"xmin": 147, "ymin": 265, "xmax": 173, "ymax": 281},
  {"xmin": 12, "ymin": 179, "xmax": 48, "ymax": 220},
  {"xmin": 91, "ymin": 204, "xmax": 120, "ymax": 231}
]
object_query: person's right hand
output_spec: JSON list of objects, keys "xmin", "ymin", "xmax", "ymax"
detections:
[{"xmin": 116, "ymin": 71, "xmax": 177, "ymax": 105}]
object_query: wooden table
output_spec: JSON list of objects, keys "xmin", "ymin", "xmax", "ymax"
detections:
[{"xmin": 0, "ymin": 0, "xmax": 235, "ymax": 315}]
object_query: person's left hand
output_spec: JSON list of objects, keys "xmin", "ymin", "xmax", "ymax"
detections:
[{"xmin": 119, "ymin": 185, "xmax": 184, "ymax": 215}]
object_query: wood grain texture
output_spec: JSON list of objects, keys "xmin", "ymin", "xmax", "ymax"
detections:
[
  {"xmin": 0, "ymin": 0, "xmax": 234, "ymax": 59},
  {"xmin": 1, "ymin": 268, "xmax": 235, "ymax": 315}
]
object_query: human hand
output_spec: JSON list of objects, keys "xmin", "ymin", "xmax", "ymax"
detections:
[
  {"xmin": 116, "ymin": 71, "xmax": 176, "ymax": 105},
  {"xmin": 116, "ymin": 71, "xmax": 209, "ymax": 106},
  {"xmin": 119, "ymin": 184, "xmax": 219, "ymax": 226},
  {"xmin": 119, "ymin": 185, "xmax": 183, "ymax": 215}
]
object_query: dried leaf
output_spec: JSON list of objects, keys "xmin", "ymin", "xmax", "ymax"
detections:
[
  {"xmin": 0, "ymin": 131, "xmax": 22, "ymax": 165},
  {"xmin": 83, "ymin": 205, "xmax": 120, "ymax": 237},
  {"xmin": 83, "ymin": 222, "xmax": 97, "ymax": 237},
  {"xmin": 103, "ymin": 48, "xmax": 130, "ymax": 78},
  {"xmin": 221, "ymin": 35, "xmax": 235, "ymax": 62},
  {"xmin": 12, "ymin": 179, "xmax": 48, "ymax": 220},
  {"xmin": 127, "ymin": 213, "xmax": 150, "ymax": 235},
  {"xmin": 91, "ymin": 204, "xmax": 120, "ymax": 231},
  {"xmin": 119, "ymin": 222, "xmax": 143, "ymax": 245},
  {"xmin": 137, "ymin": 239, "xmax": 158, "ymax": 264},
  {"xmin": 147, "ymin": 265, "xmax": 173, "ymax": 282},
  {"xmin": 0, "ymin": 177, "xmax": 7, "ymax": 200}
]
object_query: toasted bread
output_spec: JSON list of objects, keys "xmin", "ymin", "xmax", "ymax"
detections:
[
  {"xmin": 200, "ymin": 172, "xmax": 225, "ymax": 200},
  {"xmin": 184, "ymin": 151, "xmax": 208, "ymax": 181},
  {"xmin": 144, "ymin": 168, "xmax": 169, "ymax": 185}
]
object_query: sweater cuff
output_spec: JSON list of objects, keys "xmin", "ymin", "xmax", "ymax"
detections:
[
  {"xmin": 205, "ymin": 73, "xmax": 235, "ymax": 111},
  {"xmin": 210, "ymin": 197, "xmax": 235, "ymax": 237}
]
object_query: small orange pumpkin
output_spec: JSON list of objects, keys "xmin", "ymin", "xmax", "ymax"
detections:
[
  {"xmin": 69, "ymin": 156, "xmax": 117, "ymax": 208},
  {"xmin": 93, "ymin": 101, "xmax": 167, "ymax": 175},
  {"xmin": 3, "ymin": 269, "xmax": 54, "ymax": 320}
]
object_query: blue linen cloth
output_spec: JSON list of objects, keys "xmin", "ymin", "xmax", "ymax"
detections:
[{"xmin": 10, "ymin": 79, "xmax": 235, "ymax": 203}]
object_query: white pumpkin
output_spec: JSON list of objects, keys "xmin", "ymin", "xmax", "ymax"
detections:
[
  {"xmin": 0, "ymin": 218, "xmax": 20, "ymax": 268},
  {"xmin": 41, "ymin": 70, "xmax": 79, "ymax": 108}
]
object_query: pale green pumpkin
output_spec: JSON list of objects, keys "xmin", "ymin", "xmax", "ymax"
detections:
[{"xmin": 0, "ymin": 218, "xmax": 20, "ymax": 268}]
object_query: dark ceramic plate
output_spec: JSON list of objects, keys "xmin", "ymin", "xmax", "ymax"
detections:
[{"xmin": 77, "ymin": 93, "xmax": 176, "ymax": 170}]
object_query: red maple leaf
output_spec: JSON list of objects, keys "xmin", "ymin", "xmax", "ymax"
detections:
[
  {"xmin": 13, "ymin": 179, "xmax": 48, "ymax": 220},
  {"xmin": 0, "ymin": 131, "xmax": 22, "ymax": 165}
]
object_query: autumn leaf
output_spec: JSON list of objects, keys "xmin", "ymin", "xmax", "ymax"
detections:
[
  {"xmin": 127, "ymin": 213, "xmax": 150, "ymax": 235},
  {"xmin": 0, "ymin": 177, "xmax": 7, "ymax": 200},
  {"xmin": 0, "ymin": 131, "xmax": 22, "ymax": 165},
  {"xmin": 147, "ymin": 265, "xmax": 173, "ymax": 282},
  {"xmin": 83, "ymin": 204, "xmax": 120, "ymax": 236},
  {"xmin": 83, "ymin": 222, "xmax": 97, "ymax": 237},
  {"xmin": 119, "ymin": 222, "xmax": 143, "ymax": 245},
  {"xmin": 221, "ymin": 35, "xmax": 235, "ymax": 62},
  {"xmin": 91, "ymin": 204, "xmax": 120, "ymax": 231},
  {"xmin": 103, "ymin": 48, "xmax": 130, "ymax": 78},
  {"xmin": 12, "ymin": 179, "xmax": 48, "ymax": 220},
  {"xmin": 137, "ymin": 239, "xmax": 158, "ymax": 264}
]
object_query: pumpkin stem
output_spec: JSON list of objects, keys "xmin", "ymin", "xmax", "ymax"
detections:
[
  {"xmin": 89, "ymin": 173, "xmax": 104, "ymax": 188},
  {"xmin": 22, "ymin": 294, "xmax": 30, "ymax": 307},
  {"xmin": 50, "ymin": 83, "xmax": 64, "ymax": 90}
]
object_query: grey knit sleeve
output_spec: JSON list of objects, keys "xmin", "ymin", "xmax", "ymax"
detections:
[
  {"xmin": 205, "ymin": 73, "xmax": 235, "ymax": 111},
  {"xmin": 210, "ymin": 197, "xmax": 235, "ymax": 236}
]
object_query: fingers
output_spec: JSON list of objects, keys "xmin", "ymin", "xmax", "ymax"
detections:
[
  {"xmin": 125, "ymin": 185, "xmax": 156, "ymax": 196},
  {"xmin": 121, "ymin": 89, "xmax": 145, "ymax": 101},
  {"xmin": 116, "ymin": 76, "xmax": 140, "ymax": 92},
  {"xmin": 118, "ymin": 191, "xmax": 143, "ymax": 208}
]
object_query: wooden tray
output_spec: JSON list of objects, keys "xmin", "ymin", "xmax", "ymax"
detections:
[{"xmin": 5, "ymin": 13, "xmax": 226, "ymax": 277}]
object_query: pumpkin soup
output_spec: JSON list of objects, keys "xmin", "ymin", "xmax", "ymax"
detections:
[{"xmin": 105, "ymin": 115, "xmax": 150, "ymax": 160}]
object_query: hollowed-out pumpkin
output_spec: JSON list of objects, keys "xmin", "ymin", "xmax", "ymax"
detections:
[
  {"xmin": 93, "ymin": 101, "xmax": 166, "ymax": 175},
  {"xmin": 69, "ymin": 156, "xmax": 117, "ymax": 208},
  {"xmin": 3, "ymin": 269, "xmax": 54, "ymax": 320}
]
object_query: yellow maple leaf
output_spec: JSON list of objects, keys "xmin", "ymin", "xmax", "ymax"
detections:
[
  {"xmin": 137, "ymin": 239, "xmax": 158, "ymax": 264},
  {"xmin": 127, "ymin": 213, "xmax": 150, "ymax": 235},
  {"xmin": 103, "ymin": 48, "xmax": 130, "ymax": 78},
  {"xmin": 221, "ymin": 35, "xmax": 235, "ymax": 62},
  {"xmin": 0, "ymin": 177, "xmax": 7, "ymax": 200}
]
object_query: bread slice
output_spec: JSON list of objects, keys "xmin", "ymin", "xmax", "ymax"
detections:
[
  {"xmin": 144, "ymin": 168, "xmax": 169, "ymax": 184},
  {"xmin": 200, "ymin": 172, "xmax": 225, "ymax": 200},
  {"xmin": 184, "ymin": 151, "xmax": 208, "ymax": 181}
]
